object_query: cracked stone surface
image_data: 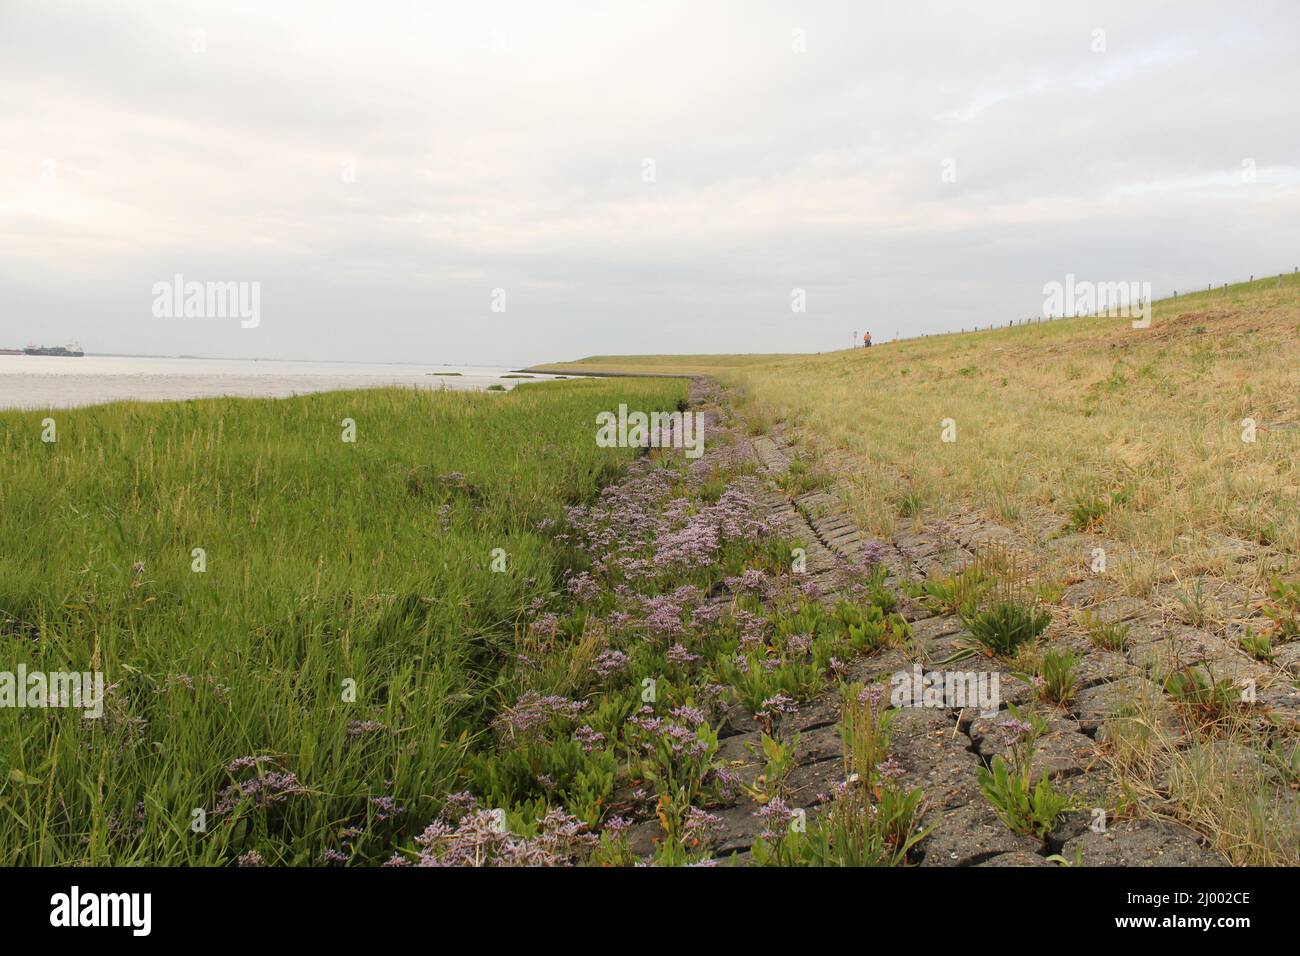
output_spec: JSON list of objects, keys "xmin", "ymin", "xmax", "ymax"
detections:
[
  {"xmin": 1060, "ymin": 819, "xmax": 1225, "ymax": 866},
  {"xmin": 917, "ymin": 803, "xmax": 1044, "ymax": 866},
  {"xmin": 619, "ymin": 388, "xmax": 1254, "ymax": 867},
  {"xmin": 970, "ymin": 710, "xmax": 1098, "ymax": 780}
]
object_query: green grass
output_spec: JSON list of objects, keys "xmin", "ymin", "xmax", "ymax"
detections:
[{"xmin": 0, "ymin": 378, "xmax": 684, "ymax": 865}]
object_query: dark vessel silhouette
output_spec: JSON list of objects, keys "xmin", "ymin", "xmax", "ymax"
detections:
[{"xmin": 23, "ymin": 342, "xmax": 84, "ymax": 357}]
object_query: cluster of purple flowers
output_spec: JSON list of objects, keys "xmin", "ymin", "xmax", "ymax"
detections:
[
  {"xmin": 732, "ymin": 609, "xmax": 769, "ymax": 651},
  {"xmin": 370, "ymin": 796, "xmax": 405, "ymax": 822},
  {"xmin": 653, "ymin": 520, "xmax": 720, "ymax": 567},
  {"xmin": 639, "ymin": 588, "xmax": 695, "ymax": 638},
  {"xmin": 758, "ymin": 693, "xmax": 799, "ymax": 724},
  {"xmin": 590, "ymin": 648, "xmax": 630, "ymax": 679},
  {"xmin": 995, "ymin": 717, "xmax": 1034, "ymax": 747},
  {"xmin": 346, "ymin": 719, "xmax": 387, "ymax": 740},
  {"xmin": 876, "ymin": 756, "xmax": 906, "ymax": 780},
  {"xmin": 530, "ymin": 612, "xmax": 560, "ymax": 640},
  {"xmin": 394, "ymin": 798, "xmax": 597, "ymax": 867},
  {"xmin": 666, "ymin": 643, "xmax": 701, "ymax": 665},
  {"xmin": 680, "ymin": 807, "xmax": 725, "ymax": 846},
  {"xmin": 573, "ymin": 724, "xmax": 606, "ymax": 753},
  {"xmin": 755, "ymin": 797, "xmax": 796, "ymax": 841},
  {"xmin": 492, "ymin": 691, "xmax": 588, "ymax": 743},
  {"xmin": 857, "ymin": 682, "xmax": 888, "ymax": 710},
  {"xmin": 565, "ymin": 571, "xmax": 601, "ymax": 602},
  {"xmin": 725, "ymin": 568, "xmax": 777, "ymax": 599},
  {"xmin": 214, "ymin": 758, "xmax": 304, "ymax": 817},
  {"xmin": 862, "ymin": 539, "xmax": 890, "ymax": 568},
  {"xmin": 627, "ymin": 705, "xmax": 711, "ymax": 760}
]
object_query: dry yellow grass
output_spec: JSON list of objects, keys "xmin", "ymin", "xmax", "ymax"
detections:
[
  {"xmin": 576, "ymin": 274, "xmax": 1300, "ymax": 595},
  {"xmin": 733, "ymin": 276, "xmax": 1300, "ymax": 594}
]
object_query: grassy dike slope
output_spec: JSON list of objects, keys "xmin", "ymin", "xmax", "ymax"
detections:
[
  {"xmin": 559, "ymin": 273, "xmax": 1300, "ymax": 593},
  {"xmin": 0, "ymin": 378, "xmax": 683, "ymax": 864},
  {"xmin": 727, "ymin": 274, "xmax": 1300, "ymax": 594}
]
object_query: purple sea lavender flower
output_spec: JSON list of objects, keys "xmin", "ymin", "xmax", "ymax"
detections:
[
  {"xmin": 876, "ymin": 756, "xmax": 906, "ymax": 780},
  {"xmin": 225, "ymin": 755, "xmax": 275, "ymax": 773},
  {"xmin": 857, "ymin": 682, "xmax": 887, "ymax": 710},
  {"xmin": 409, "ymin": 806, "xmax": 597, "ymax": 867},
  {"xmin": 590, "ymin": 648, "xmax": 629, "ymax": 679},
  {"xmin": 370, "ymin": 796, "xmax": 405, "ymax": 821},
  {"xmin": 666, "ymin": 643, "xmax": 701, "ymax": 665},
  {"xmin": 346, "ymin": 719, "xmax": 387, "ymax": 740},
  {"xmin": 492, "ymin": 691, "xmax": 588, "ymax": 743},
  {"xmin": 603, "ymin": 815, "xmax": 633, "ymax": 835},
  {"xmin": 565, "ymin": 571, "xmax": 601, "ymax": 602},
  {"xmin": 725, "ymin": 568, "xmax": 776, "ymax": 599},
  {"xmin": 710, "ymin": 765, "xmax": 741, "ymax": 802},
  {"xmin": 213, "ymin": 769, "xmax": 304, "ymax": 817},
  {"xmin": 862, "ymin": 539, "xmax": 890, "ymax": 567},
  {"xmin": 669, "ymin": 705, "xmax": 707, "ymax": 728},
  {"xmin": 755, "ymin": 798, "xmax": 796, "ymax": 840},
  {"xmin": 640, "ymin": 592, "xmax": 688, "ymax": 638},
  {"xmin": 786, "ymin": 632, "xmax": 812, "ymax": 657},
  {"xmin": 758, "ymin": 693, "xmax": 799, "ymax": 724},
  {"xmin": 995, "ymin": 717, "xmax": 1034, "ymax": 747},
  {"xmin": 573, "ymin": 725, "xmax": 606, "ymax": 753},
  {"xmin": 442, "ymin": 791, "xmax": 479, "ymax": 820},
  {"xmin": 531, "ymin": 613, "xmax": 560, "ymax": 640},
  {"xmin": 681, "ymin": 807, "xmax": 725, "ymax": 846},
  {"xmin": 691, "ymin": 602, "xmax": 726, "ymax": 626}
]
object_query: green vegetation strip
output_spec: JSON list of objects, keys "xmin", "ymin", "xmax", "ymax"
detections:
[{"xmin": 0, "ymin": 379, "xmax": 682, "ymax": 864}]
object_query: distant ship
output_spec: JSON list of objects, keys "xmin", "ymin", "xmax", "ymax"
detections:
[{"xmin": 22, "ymin": 343, "xmax": 84, "ymax": 357}]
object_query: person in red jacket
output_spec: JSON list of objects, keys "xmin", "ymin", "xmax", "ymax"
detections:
[{"xmin": 863, "ymin": 331, "xmax": 873, "ymax": 348}]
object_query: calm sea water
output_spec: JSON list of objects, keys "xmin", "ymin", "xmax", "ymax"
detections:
[{"xmin": 0, "ymin": 355, "xmax": 567, "ymax": 410}]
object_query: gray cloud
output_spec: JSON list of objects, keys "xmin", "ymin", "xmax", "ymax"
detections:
[{"xmin": 2, "ymin": 0, "xmax": 1297, "ymax": 364}]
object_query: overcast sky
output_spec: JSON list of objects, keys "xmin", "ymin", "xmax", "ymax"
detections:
[{"xmin": 2, "ymin": 0, "xmax": 1297, "ymax": 365}]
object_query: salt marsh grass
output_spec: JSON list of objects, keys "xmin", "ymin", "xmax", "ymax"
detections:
[{"xmin": 0, "ymin": 378, "xmax": 684, "ymax": 864}]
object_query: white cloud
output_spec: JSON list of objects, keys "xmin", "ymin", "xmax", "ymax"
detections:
[{"xmin": 2, "ymin": 0, "xmax": 1298, "ymax": 362}]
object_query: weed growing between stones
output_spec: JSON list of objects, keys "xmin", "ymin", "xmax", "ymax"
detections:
[
  {"xmin": 777, "ymin": 454, "xmax": 832, "ymax": 497},
  {"xmin": 1238, "ymin": 630, "xmax": 1274, "ymax": 662},
  {"xmin": 750, "ymin": 681, "xmax": 927, "ymax": 866},
  {"xmin": 962, "ymin": 599, "xmax": 1052, "ymax": 657},
  {"xmin": 977, "ymin": 707, "xmax": 1078, "ymax": 837},
  {"xmin": 1079, "ymin": 611, "xmax": 1131, "ymax": 651},
  {"xmin": 922, "ymin": 564, "xmax": 989, "ymax": 616},
  {"xmin": 1261, "ymin": 577, "xmax": 1300, "ymax": 639},
  {"xmin": 741, "ymin": 731, "xmax": 799, "ymax": 804},
  {"xmin": 1020, "ymin": 648, "xmax": 1080, "ymax": 705},
  {"xmin": 951, "ymin": 546, "xmax": 1052, "ymax": 659},
  {"xmin": 1162, "ymin": 666, "xmax": 1244, "ymax": 726}
]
